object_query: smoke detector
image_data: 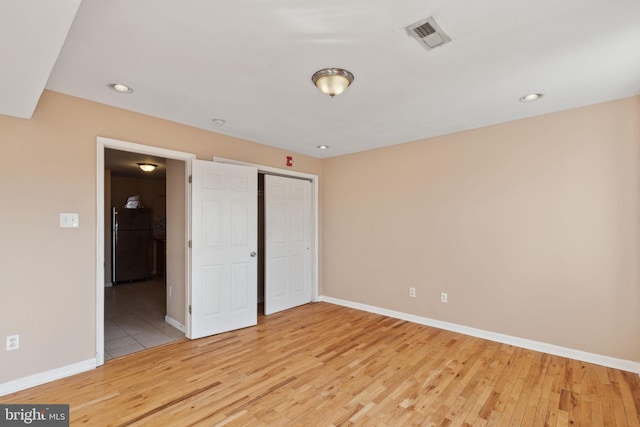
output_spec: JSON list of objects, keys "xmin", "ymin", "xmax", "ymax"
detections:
[{"xmin": 406, "ymin": 16, "xmax": 451, "ymax": 50}]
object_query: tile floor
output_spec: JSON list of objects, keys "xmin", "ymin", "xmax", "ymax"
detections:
[{"xmin": 104, "ymin": 277, "xmax": 184, "ymax": 360}]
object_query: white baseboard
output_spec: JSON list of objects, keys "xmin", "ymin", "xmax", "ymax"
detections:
[
  {"xmin": 0, "ymin": 358, "xmax": 96, "ymax": 397},
  {"xmin": 320, "ymin": 296, "xmax": 640, "ymax": 375},
  {"xmin": 165, "ymin": 315, "xmax": 185, "ymax": 332},
  {"xmin": 3, "ymin": 300, "xmax": 636, "ymax": 397}
]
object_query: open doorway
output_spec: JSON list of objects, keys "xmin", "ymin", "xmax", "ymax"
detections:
[
  {"xmin": 99, "ymin": 144, "xmax": 193, "ymax": 363},
  {"xmin": 97, "ymin": 137, "xmax": 195, "ymax": 366},
  {"xmin": 103, "ymin": 149, "xmax": 185, "ymax": 359}
]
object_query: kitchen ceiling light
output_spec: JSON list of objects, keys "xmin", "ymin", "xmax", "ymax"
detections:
[
  {"xmin": 519, "ymin": 93, "xmax": 544, "ymax": 102},
  {"xmin": 108, "ymin": 83, "xmax": 133, "ymax": 94},
  {"xmin": 312, "ymin": 68, "xmax": 354, "ymax": 97},
  {"xmin": 137, "ymin": 163, "xmax": 157, "ymax": 172},
  {"xmin": 212, "ymin": 118, "xmax": 226, "ymax": 126},
  {"xmin": 317, "ymin": 145, "xmax": 329, "ymax": 150}
]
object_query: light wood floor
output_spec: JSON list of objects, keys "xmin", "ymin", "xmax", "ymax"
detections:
[{"xmin": 3, "ymin": 302, "xmax": 640, "ymax": 426}]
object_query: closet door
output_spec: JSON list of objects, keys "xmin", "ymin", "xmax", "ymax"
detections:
[{"xmin": 264, "ymin": 175, "xmax": 312, "ymax": 315}]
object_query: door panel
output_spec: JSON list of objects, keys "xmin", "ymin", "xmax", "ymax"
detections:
[
  {"xmin": 232, "ymin": 200, "xmax": 249, "ymax": 245},
  {"xmin": 265, "ymin": 175, "xmax": 312, "ymax": 315},
  {"xmin": 292, "ymin": 255, "xmax": 305, "ymax": 292},
  {"xmin": 190, "ymin": 160, "xmax": 257, "ymax": 339},
  {"xmin": 272, "ymin": 257, "xmax": 287, "ymax": 298},
  {"xmin": 202, "ymin": 265, "xmax": 222, "ymax": 315},
  {"xmin": 231, "ymin": 262, "xmax": 250, "ymax": 310}
]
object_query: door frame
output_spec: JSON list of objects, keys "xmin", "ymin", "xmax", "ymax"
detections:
[
  {"xmin": 96, "ymin": 136, "xmax": 195, "ymax": 366},
  {"xmin": 213, "ymin": 157, "xmax": 320, "ymax": 302},
  {"xmin": 95, "ymin": 142, "xmax": 320, "ymax": 364}
]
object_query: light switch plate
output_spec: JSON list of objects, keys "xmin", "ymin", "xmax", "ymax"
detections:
[{"xmin": 60, "ymin": 213, "xmax": 80, "ymax": 228}]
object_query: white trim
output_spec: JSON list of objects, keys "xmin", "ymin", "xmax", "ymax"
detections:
[
  {"xmin": 0, "ymin": 358, "xmax": 96, "ymax": 397},
  {"xmin": 213, "ymin": 157, "xmax": 320, "ymax": 303},
  {"xmin": 99, "ymin": 136, "xmax": 198, "ymax": 160},
  {"xmin": 96, "ymin": 144, "xmax": 105, "ymax": 365},
  {"xmin": 320, "ymin": 296, "xmax": 640, "ymax": 374},
  {"xmin": 184, "ymin": 160, "xmax": 193, "ymax": 338},
  {"xmin": 96, "ymin": 136, "xmax": 195, "ymax": 364},
  {"xmin": 214, "ymin": 157, "xmax": 318, "ymax": 181},
  {"xmin": 165, "ymin": 315, "xmax": 186, "ymax": 332}
]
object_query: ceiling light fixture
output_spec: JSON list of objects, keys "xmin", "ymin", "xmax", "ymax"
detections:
[
  {"xmin": 212, "ymin": 118, "xmax": 226, "ymax": 126},
  {"xmin": 519, "ymin": 93, "xmax": 544, "ymax": 102},
  {"xmin": 317, "ymin": 145, "xmax": 329, "ymax": 150},
  {"xmin": 137, "ymin": 163, "xmax": 157, "ymax": 172},
  {"xmin": 312, "ymin": 68, "xmax": 354, "ymax": 97},
  {"xmin": 108, "ymin": 83, "xmax": 133, "ymax": 94}
]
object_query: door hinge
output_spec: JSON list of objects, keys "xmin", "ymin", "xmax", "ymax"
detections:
[
  {"xmin": 189, "ymin": 305, "xmax": 192, "ymax": 315},
  {"xmin": 188, "ymin": 240, "xmax": 192, "ymax": 248},
  {"xmin": 188, "ymin": 175, "xmax": 192, "ymax": 184}
]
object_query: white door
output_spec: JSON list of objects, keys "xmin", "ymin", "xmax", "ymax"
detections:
[
  {"xmin": 190, "ymin": 160, "xmax": 258, "ymax": 339},
  {"xmin": 265, "ymin": 175, "xmax": 312, "ymax": 315}
]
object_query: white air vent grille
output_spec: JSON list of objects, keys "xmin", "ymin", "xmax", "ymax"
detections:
[
  {"xmin": 413, "ymin": 22, "xmax": 436, "ymax": 38},
  {"xmin": 406, "ymin": 16, "xmax": 451, "ymax": 50}
]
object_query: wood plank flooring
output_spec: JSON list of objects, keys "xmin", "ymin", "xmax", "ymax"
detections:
[{"xmin": 3, "ymin": 302, "xmax": 640, "ymax": 426}]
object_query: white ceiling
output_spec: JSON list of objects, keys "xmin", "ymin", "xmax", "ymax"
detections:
[
  {"xmin": 0, "ymin": 0, "xmax": 80, "ymax": 119},
  {"xmin": 4, "ymin": 0, "xmax": 640, "ymax": 158}
]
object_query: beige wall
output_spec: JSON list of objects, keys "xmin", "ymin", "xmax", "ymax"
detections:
[
  {"xmin": 323, "ymin": 96, "xmax": 640, "ymax": 362},
  {"xmin": 1, "ymin": 89, "xmax": 638, "ymax": 387},
  {"xmin": 0, "ymin": 90, "xmax": 323, "ymax": 384}
]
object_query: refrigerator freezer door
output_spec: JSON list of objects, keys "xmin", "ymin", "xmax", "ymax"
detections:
[
  {"xmin": 112, "ymin": 208, "xmax": 153, "ymax": 283},
  {"xmin": 113, "ymin": 230, "xmax": 153, "ymax": 282},
  {"xmin": 114, "ymin": 208, "xmax": 152, "ymax": 230}
]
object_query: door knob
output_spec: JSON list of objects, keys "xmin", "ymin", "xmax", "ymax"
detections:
[{"xmin": 250, "ymin": 251, "xmax": 257, "ymax": 257}]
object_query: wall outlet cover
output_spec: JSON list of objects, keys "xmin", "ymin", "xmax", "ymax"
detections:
[
  {"xmin": 6, "ymin": 334, "xmax": 19, "ymax": 351},
  {"xmin": 60, "ymin": 213, "xmax": 80, "ymax": 228}
]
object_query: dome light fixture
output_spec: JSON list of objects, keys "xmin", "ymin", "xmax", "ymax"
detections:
[
  {"xmin": 519, "ymin": 93, "xmax": 544, "ymax": 102},
  {"xmin": 317, "ymin": 145, "xmax": 329, "ymax": 150},
  {"xmin": 108, "ymin": 83, "xmax": 133, "ymax": 94},
  {"xmin": 312, "ymin": 68, "xmax": 354, "ymax": 97},
  {"xmin": 137, "ymin": 163, "xmax": 157, "ymax": 172}
]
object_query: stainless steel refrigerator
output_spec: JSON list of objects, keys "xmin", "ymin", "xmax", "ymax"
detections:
[{"xmin": 112, "ymin": 207, "xmax": 152, "ymax": 284}]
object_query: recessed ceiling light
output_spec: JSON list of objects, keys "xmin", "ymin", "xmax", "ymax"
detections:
[
  {"xmin": 108, "ymin": 83, "xmax": 133, "ymax": 94},
  {"xmin": 317, "ymin": 145, "xmax": 329, "ymax": 150},
  {"xmin": 519, "ymin": 93, "xmax": 544, "ymax": 102},
  {"xmin": 212, "ymin": 118, "xmax": 226, "ymax": 126}
]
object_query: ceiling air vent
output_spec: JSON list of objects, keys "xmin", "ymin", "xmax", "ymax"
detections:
[{"xmin": 406, "ymin": 16, "xmax": 451, "ymax": 50}]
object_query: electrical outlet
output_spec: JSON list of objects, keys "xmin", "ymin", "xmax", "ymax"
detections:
[
  {"xmin": 6, "ymin": 334, "xmax": 19, "ymax": 351},
  {"xmin": 409, "ymin": 287, "xmax": 416, "ymax": 298},
  {"xmin": 441, "ymin": 292, "xmax": 448, "ymax": 303}
]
